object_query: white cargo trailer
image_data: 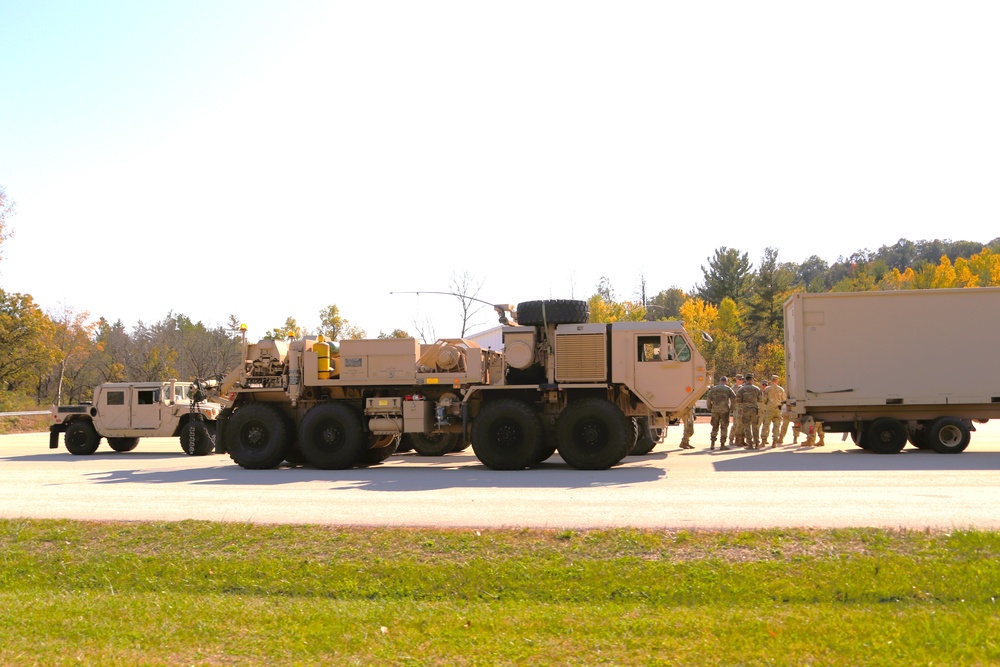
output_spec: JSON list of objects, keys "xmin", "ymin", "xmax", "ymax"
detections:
[{"xmin": 783, "ymin": 287, "xmax": 1000, "ymax": 454}]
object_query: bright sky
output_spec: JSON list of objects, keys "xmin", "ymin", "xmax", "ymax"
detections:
[{"xmin": 2, "ymin": 1, "xmax": 998, "ymax": 341}]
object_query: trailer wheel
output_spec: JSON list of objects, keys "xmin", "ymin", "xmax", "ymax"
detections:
[
  {"xmin": 65, "ymin": 421, "xmax": 101, "ymax": 455},
  {"xmin": 107, "ymin": 437, "xmax": 139, "ymax": 452},
  {"xmin": 516, "ymin": 299, "xmax": 590, "ymax": 326},
  {"xmin": 179, "ymin": 421, "xmax": 215, "ymax": 456},
  {"xmin": 927, "ymin": 417, "xmax": 971, "ymax": 454},
  {"xmin": 866, "ymin": 417, "xmax": 907, "ymax": 454},
  {"xmin": 410, "ymin": 432, "xmax": 461, "ymax": 456},
  {"xmin": 225, "ymin": 403, "xmax": 290, "ymax": 469},
  {"xmin": 850, "ymin": 427, "xmax": 870, "ymax": 450},
  {"xmin": 908, "ymin": 425, "xmax": 932, "ymax": 450},
  {"xmin": 556, "ymin": 398, "xmax": 632, "ymax": 470},
  {"xmin": 299, "ymin": 402, "xmax": 365, "ymax": 470},
  {"xmin": 472, "ymin": 399, "xmax": 544, "ymax": 470}
]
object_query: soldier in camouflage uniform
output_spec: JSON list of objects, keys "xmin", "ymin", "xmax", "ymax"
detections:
[
  {"xmin": 762, "ymin": 374, "xmax": 786, "ymax": 447},
  {"xmin": 728, "ymin": 375, "xmax": 744, "ymax": 446},
  {"xmin": 678, "ymin": 406, "xmax": 695, "ymax": 449},
  {"xmin": 705, "ymin": 376, "xmax": 736, "ymax": 450},
  {"xmin": 736, "ymin": 373, "xmax": 763, "ymax": 448},
  {"xmin": 778, "ymin": 401, "xmax": 800, "ymax": 445},
  {"xmin": 756, "ymin": 381, "xmax": 768, "ymax": 440}
]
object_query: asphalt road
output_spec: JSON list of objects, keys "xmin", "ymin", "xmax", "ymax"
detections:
[{"xmin": 3, "ymin": 419, "xmax": 1000, "ymax": 530}]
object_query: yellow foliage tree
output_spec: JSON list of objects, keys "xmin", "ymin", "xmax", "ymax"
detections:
[{"xmin": 587, "ymin": 296, "xmax": 646, "ymax": 323}]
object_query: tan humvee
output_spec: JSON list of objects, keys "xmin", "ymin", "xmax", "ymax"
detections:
[{"xmin": 49, "ymin": 380, "xmax": 222, "ymax": 456}]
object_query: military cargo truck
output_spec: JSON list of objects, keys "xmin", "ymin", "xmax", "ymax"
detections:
[
  {"xmin": 50, "ymin": 380, "xmax": 222, "ymax": 455},
  {"xmin": 783, "ymin": 288, "xmax": 1000, "ymax": 454},
  {"xmin": 218, "ymin": 299, "xmax": 709, "ymax": 470}
]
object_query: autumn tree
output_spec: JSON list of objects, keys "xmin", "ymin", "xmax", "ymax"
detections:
[
  {"xmin": 695, "ymin": 247, "xmax": 752, "ymax": 305},
  {"xmin": 0, "ymin": 184, "xmax": 14, "ymax": 260},
  {"xmin": 0, "ymin": 291, "xmax": 55, "ymax": 393}
]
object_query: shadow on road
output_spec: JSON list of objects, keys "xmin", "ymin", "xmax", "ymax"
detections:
[
  {"xmin": 712, "ymin": 447, "xmax": 1000, "ymax": 472},
  {"xmin": 57, "ymin": 452, "xmax": 668, "ymax": 491}
]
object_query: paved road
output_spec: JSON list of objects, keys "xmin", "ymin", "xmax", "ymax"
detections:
[{"xmin": 3, "ymin": 420, "xmax": 1000, "ymax": 529}]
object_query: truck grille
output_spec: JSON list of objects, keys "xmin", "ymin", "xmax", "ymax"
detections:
[{"xmin": 555, "ymin": 333, "xmax": 606, "ymax": 382}]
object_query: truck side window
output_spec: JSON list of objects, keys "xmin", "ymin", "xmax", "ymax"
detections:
[
  {"xmin": 638, "ymin": 336, "xmax": 662, "ymax": 362},
  {"xmin": 106, "ymin": 391, "xmax": 125, "ymax": 406},
  {"xmin": 137, "ymin": 390, "xmax": 157, "ymax": 405},
  {"xmin": 673, "ymin": 336, "xmax": 691, "ymax": 362}
]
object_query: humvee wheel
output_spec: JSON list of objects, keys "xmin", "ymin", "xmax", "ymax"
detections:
[
  {"xmin": 65, "ymin": 421, "xmax": 101, "ymax": 455},
  {"xmin": 472, "ymin": 399, "xmax": 544, "ymax": 470},
  {"xmin": 225, "ymin": 403, "xmax": 290, "ymax": 469},
  {"xmin": 107, "ymin": 437, "xmax": 139, "ymax": 452},
  {"xmin": 179, "ymin": 421, "xmax": 215, "ymax": 456},
  {"xmin": 299, "ymin": 402, "xmax": 365, "ymax": 470},
  {"xmin": 556, "ymin": 398, "xmax": 631, "ymax": 470}
]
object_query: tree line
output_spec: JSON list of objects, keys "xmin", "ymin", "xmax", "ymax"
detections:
[
  {"xmin": 588, "ymin": 238, "xmax": 1000, "ymax": 384},
  {"xmin": 1, "ymin": 180, "xmax": 997, "ymax": 414}
]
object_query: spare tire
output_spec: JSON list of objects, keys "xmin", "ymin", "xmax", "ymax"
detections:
[{"xmin": 516, "ymin": 300, "xmax": 589, "ymax": 327}]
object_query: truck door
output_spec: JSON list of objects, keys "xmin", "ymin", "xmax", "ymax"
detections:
[
  {"xmin": 629, "ymin": 333, "xmax": 697, "ymax": 411},
  {"xmin": 131, "ymin": 387, "xmax": 163, "ymax": 429},
  {"xmin": 100, "ymin": 388, "xmax": 131, "ymax": 430}
]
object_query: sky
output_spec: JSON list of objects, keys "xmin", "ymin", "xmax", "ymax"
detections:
[{"xmin": 1, "ymin": 1, "xmax": 998, "ymax": 342}]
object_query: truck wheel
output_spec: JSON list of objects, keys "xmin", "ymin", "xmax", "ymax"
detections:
[
  {"xmin": 866, "ymin": 417, "xmax": 907, "ymax": 454},
  {"xmin": 65, "ymin": 421, "xmax": 101, "ymax": 455},
  {"xmin": 359, "ymin": 435, "xmax": 399, "ymax": 466},
  {"xmin": 516, "ymin": 300, "xmax": 589, "ymax": 326},
  {"xmin": 472, "ymin": 399, "xmax": 544, "ymax": 470},
  {"xmin": 107, "ymin": 437, "xmax": 139, "ymax": 452},
  {"xmin": 410, "ymin": 432, "xmax": 461, "ymax": 456},
  {"xmin": 179, "ymin": 421, "xmax": 215, "ymax": 456},
  {"xmin": 556, "ymin": 398, "xmax": 632, "ymax": 469},
  {"xmin": 396, "ymin": 435, "xmax": 415, "ymax": 453},
  {"xmin": 927, "ymin": 417, "xmax": 971, "ymax": 454},
  {"xmin": 630, "ymin": 417, "xmax": 657, "ymax": 456},
  {"xmin": 225, "ymin": 403, "xmax": 290, "ymax": 469},
  {"xmin": 299, "ymin": 402, "xmax": 365, "ymax": 470}
]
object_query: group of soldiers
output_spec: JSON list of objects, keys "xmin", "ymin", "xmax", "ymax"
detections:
[{"xmin": 676, "ymin": 374, "xmax": 823, "ymax": 451}]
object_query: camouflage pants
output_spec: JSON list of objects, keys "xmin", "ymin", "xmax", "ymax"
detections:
[
  {"xmin": 762, "ymin": 408, "xmax": 781, "ymax": 443},
  {"xmin": 728, "ymin": 406, "xmax": 742, "ymax": 443},
  {"xmin": 779, "ymin": 415, "xmax": 800, "ymax": 443},
  {"xmin": 710, "ymin": 410, "xmax": 730, "ymax": 443},
  {"xmin": 738, "ymin": 406, "xmax": 760, "ymax": 446}
]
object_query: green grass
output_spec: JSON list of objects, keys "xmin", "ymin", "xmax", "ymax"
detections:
[{"xmin": 1, "ymin": 521, "xmax": 999, "ymax": 665}]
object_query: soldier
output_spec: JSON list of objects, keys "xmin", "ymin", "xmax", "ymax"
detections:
[
  {"xmin": 728, "ymin": 375, "xmax": 745, "ymax": 446},
  {"xmin": 756, "ymin": 380, "xmax": 768, "ymax": 441},
  {"xmin": 762, "ymin": 374, "xmax": 786, "ymax": 447},
  {"xmin": 678, "ymin": 406, "xmax": 695, "ymax": 449},
  {"xmin": 736, "ymin": 373, "xmax": 763, "ymax": 448},
  {"xmin": 705, "ymin": 376, "xmax": 736, "ymax": 450},
  {"xmin": 778, "ymin": 401, "xmax": 800, "ymax": 445},
  {"xmin": 803, "ymin": 418, "xmax": 826, "ymax": 447}
]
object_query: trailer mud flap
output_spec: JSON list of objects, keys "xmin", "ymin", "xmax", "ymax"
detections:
[{"xmin": 48, "ymin": 427, "xmax": 62, "ymax": 450}]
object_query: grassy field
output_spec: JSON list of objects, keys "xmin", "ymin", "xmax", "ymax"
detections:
[{"xmin": 1, "ymin": 520, "xmax": 998, "ymax": 666}]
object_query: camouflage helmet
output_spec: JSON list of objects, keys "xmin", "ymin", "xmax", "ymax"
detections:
[{"xmin": 735, "ymin": 374, "xmax": 745, "ymax": 380}]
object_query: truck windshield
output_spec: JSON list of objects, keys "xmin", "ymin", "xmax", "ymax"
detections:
[{"xmin": 672, "ymin": 336, "xmax": 692, "ymax": 362}]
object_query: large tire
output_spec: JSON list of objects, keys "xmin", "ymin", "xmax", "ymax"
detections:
[
  {"xmin": 866, "ymin": 417, "xmax": 907, "ymax": 455},
  {"xmin": 410, "ymin": 432, "xmax": 461, "ymax": 456},
  {"xmin": 630, "ymin": 416, "xmax": 658, "ymax": 456},
  {"xmin": 516, "ymin": 299, "xmax": 589, "ymax": 327},
  {"xmin": 908, "ymin": 425, "xmax": 932, "ymax": 450},
  {"xmin": 850, "ymin": 427, "xmax": 870, "ymax": 450},
  {"xmin": 225, "ymin": 403, "xmax": 290, "ymax": 469},
  {"xmin": 360, "ymin": 435, "xmax": 400, "ymax": 466},
  {"xmin": 65, "ymin": 421, "xmax": 101, "ymax": 455},
  {"xmin": 179, "ymin": 421, "xmax": 215, "ymax": 456},
  {"xmin": 107, "ymin": 437, "xmax": 139, "ymax": 452},
  {"xmin": 298, "ymin": 402, "xmax": 365, "ymax": 470},
  {"xmin": 556, "ymin": 398, "xmax": 632, "ymax": 470},
  {"xmin": 472, "ymin": 399, "xmax": 544, "ymax": 470},
  {"xmin": 927, "ymin": 417, "xmax": 971, "ymax": 454}
]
